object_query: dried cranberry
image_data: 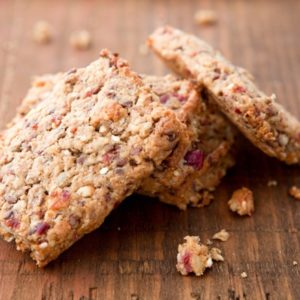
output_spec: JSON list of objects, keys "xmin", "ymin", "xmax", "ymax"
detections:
[
  {"xmin": 5, "ymin": 218, "xmax": 20, "ymax": 229},
  {"xmin": 69, "ymin": 215, "xmax": 80, "ymax": 229},
  {"xmin": 232, "ymin": 85, "xmax": 246, "ymax": 94},
  {"xmin": 160, "ymin": 94, "xmax": 169, "ymax": 104},
  {"xmin": 182, "ymin": 252, "xmax": 192, "ymax": 273},
  {"xmin": 84, "ymin": 85, "xmax": 101, "ymax": 98},
  {"xmin": 77, "ymin": 155, "xmax": 86, "ymax": 164},
  {"xmin": 184, "ymin": 150, "xmax": 205, "ymax": 170},
  {"xmin": 235, "ymin": 108, "xmax": 242, "ymax": 114},
  {"xmin": 61, "ymin": 190, "xmax": 70, "ymax": 201},
  {"xmin": 173, "ymin": 93, "xmax": 187, "ymax": 102},
  {"xmin": 36, "ymin": 222, "xmax": 50, "ymax": 235},
  {"xmin": 31, "ymin": 123, "xmax": 38, "ymax": 130}
]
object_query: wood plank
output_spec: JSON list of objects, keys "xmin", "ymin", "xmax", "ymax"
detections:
[{"xmin": 0, "ymin": 0, "xmax": 300, "ymax": 299}]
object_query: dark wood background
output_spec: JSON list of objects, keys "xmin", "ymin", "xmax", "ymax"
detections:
[{"xmin": 1, "ymin": 0, "xmax": 300, "ymax": 299}]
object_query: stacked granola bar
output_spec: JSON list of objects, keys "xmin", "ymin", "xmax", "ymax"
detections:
[{"xmin": 1, "ymin": 26, "xmax": 298, "ymax": 266}]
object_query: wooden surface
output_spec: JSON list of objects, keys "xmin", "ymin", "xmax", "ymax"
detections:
[{"xmin": 1, "ymin": 0, "xmax": 300, "ymax": 299}]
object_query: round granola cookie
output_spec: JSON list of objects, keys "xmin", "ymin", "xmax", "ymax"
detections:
[{"xmin": 148, "ymin": 26, "xmax": 300, "ymax": 164}]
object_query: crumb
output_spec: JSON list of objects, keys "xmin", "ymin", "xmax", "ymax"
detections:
[
  {"xmin": 70, "ymin": 30, "xmax": 92, "ymax": 50},
  {"xmin": 33, "ymin": 21, "xmax": 53, "ymax": 44},
  {"xmin": 206, "ymin": 239, "xmax": 213, "ymax": 246},
  {"xmin": 267, "ymin": 180, "xmax": 278, "ymax": 187},
  {"xmin": 194, "ymin": 9, "xmax": 218, "ymax": 26},
  {"xmin": 293, "ymin": 261, "xmax": 298, "ymax": 266},
  {"xmin": 289, "ymin": 186, "xmax": 300, "ymax": 201},
  {"xmin": 241, "ymin": 272, "xmax": 247, "ymax": 278},
  {"xmin": 210, "ymin": 247, "xmax": 224, "ymax": 262},
  {"xmin": 212, "ymin": 229, "xmax": 230, "ymax": 242},
  {"xmin": 131, "ymin": 294, "xmax": 139, "ymax": 300},
  {"xmin": 139, "ymin": 43, "xmax": 149, "ymax": 56},
  {"xmin": 228, "ymin": 187, "xmax": 254, "ymax": 216},
  {"xmin": 117, "ymin": 227, "xmax": 121, "ymax": 231},
  {"xmin": 176, "ymin": 236, "xmax": 213, "ymax": 276}
]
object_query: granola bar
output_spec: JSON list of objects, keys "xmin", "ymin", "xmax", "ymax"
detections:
[
  {"xmin": 0, "ymin": 50, "xmax": 185, "ymax": 266},
  {"xmin": 148, "ymin": 26, "xmax": 300, "ymax": 164}
]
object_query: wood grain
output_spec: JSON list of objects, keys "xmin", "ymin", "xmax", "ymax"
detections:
[{"xmin": 0, "ymin": 0, "xmax": 300, "ymax": 299}]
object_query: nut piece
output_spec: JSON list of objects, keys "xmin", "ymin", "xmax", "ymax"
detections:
[
  {"xmin": 176, "ymin": 236, "xmax": 213, "ymax": 276},
  {"xmin": 228, "ymin": 187, "xmax": 254, "ymax": 216},
  {"xmin": 70, "ymin": 30, "xmax": 92, "ymax": 50},
  {"xmin": 289, "ymin": 186, "xmax": 300, "ymax": 201},
  {"xmin": 212, "ymin": 229, "xmax": 229, "ymax": 242},
  {"xmin": 210, "ymin": 247, "xmax": 224, "ymax": 262},
  {"xmin": 33, "ymin": 21, "xmax": 53, "ymax": 44},
  {"xmin": 293, "ymin": 261, "xmax": 298, "ymax": 266},
  {"xmin": 194, "ymin": 9, "xmax": 218, "ymax": 26},
  {"xmin": 241, "ymin": 272, "xmax": 248, "ymax": 278},
  {"xmin": 77, "ymin": 185, "xmax": 95, "ymax": 197}
]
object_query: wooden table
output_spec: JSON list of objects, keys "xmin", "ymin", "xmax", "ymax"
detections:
[{"xmin": 0, "ymin": 0, "xmax": 300, "ymax": 299}]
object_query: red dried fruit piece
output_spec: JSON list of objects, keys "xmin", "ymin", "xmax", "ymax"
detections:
[
  {"xmin": 5, "ymin": 218, "xmax": 20, "ymax": 229},
  {"xmin": 232, "ymin": 85, "xmax": 246, "ymax": 94},
  {"xmin": 184, "ymin": 150, "xmax": 205, "ymax": 170},
  {"xmin": 84, "ymin": 85, "xmax": 102, "ymax": 98},
  {"xmin": 61, "ymin": 190, "xmax": 71, "ymax": 200},
  {"xmin": 160, "ymin": 94, "xmax": 169, "ymax": 104},
  {"xmin": 235, "ymin": 108, "xmax": 242, "ymax": 114},
  {"xmin": 36, "ymin": 222, "xmax": 50, "ymax": 235},
  {"xmin": 31, "ymin": 123, "xmax": 39, "ymax": 130},
  {"xmin": 173, "ymin": 93, "xmax": 187, "ymax": 102},
  {"xmin": 182, "ymin": 252, "xmax": 192, "ymax": 273}
]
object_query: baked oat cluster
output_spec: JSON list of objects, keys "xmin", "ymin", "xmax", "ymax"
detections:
[
  {"xmin": 0, "ymin": 25, "xmax": 299, "ymax": 271},
  {"xmin": 176, "ymin": 236, "xmax": 223, "ymax": 276}
]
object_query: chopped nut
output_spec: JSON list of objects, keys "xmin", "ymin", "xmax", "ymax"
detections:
[
  {"xmin": 212, "ymin": 229, "xmax": 229, "ymax": 242},
  {"xmin": 289, "ymin": 186, "xmax": 300, "ymax": 201},
  {"xmin": 100, "ymin": 167, "xmax": 109, "ymax": 175},
  {"xmin": 111, "ymin": 135, "xmax": 120, "ymax": 142},
  {"xmin": 176, "ymin": 236, "xmax": 213, "ymax": 276},
  {"xmin": 194, "ymin": 9, "xmax": 218, "ymax": 26},
  {"xmin": 77, "ymin": 185, "xmax": 95, "ymax": 197},
  {"xmin": 278, "ymin": 134, "xmax": 289, "ymax": 147},
  {"xmin": 293, "ymin": 261, "xmax": 298, "ymax": 266},
  {"xmin": 206, "ymin": 239, "xmax": 213, "ymax": 246},
  {"xmin": 241, "ymin": 272, "xmax": 248, "ymax": 278},
  {"xmin": 70, "ymin": 30, "xmax": 92, "ymax": 50},
  {"xmin": 267, "ymin": 180, "xmax": 278, "ymax": 187},
  {"xmin": 33, "ymin": 21, "xmax": 53, "ymax": 44},
  {"xmin": 39, "ymin": 242, "xmax": 49, "ymax": 249},
  {"xmin": 210, "ymin": 247, "xmax": 224, "ymax": 261},
  {"xmin": 228, "ymin": 187, "xmax": 254, "ymax": 216},
  {"xmin": 174, "ymin": 170, "xmax": 180, "ymax": 177}
]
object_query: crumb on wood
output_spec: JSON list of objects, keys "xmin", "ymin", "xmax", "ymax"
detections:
[
  {"xmin": 33, "ymin": 21, "xmax": 53, "ymax": 44},
  {"xmin": 206, "ymin": 239, "xmax": 213, "ymax": 246},
  {"xmin": 176, "ymin": 236, "xmax": 213, "ymax": 276},
  {"xmin": 241, "ymin": 272, "xmax": 247, "ymax": 278},
  {"xmin": 194, "ymin": 9, "xmax": 218, "ymax": 26},
  {"xmin": 131, "ymin": 294, "xmax": 139, "ymax": 300},
  {"xmin": 267, "ymin": 180, "xmax": 278, "ymax": 187},
  {"xmin": 228, "ymin": 187, "xmax": 254, "ymax": 216},
  {"xmin": 212, "ymin": 229, "xmax": 230, "ymax": 242},
  {"xmin": 210, "ymin": 247, "xmax": 224, "ymax": 262},
  {"xmin": 139, "ymin": 43, "xmax": 149, "ymax": 56},
  {"xmin": 70, "ymin": 30, "xmax": 92, "ymax": 50},
  {"xmin": 293, "ymin": 261, "xmax": 298, "ymax": 266},
  {"xmin": 289, "ymin": 186, "xmax": 300, "ymax": 201}
]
